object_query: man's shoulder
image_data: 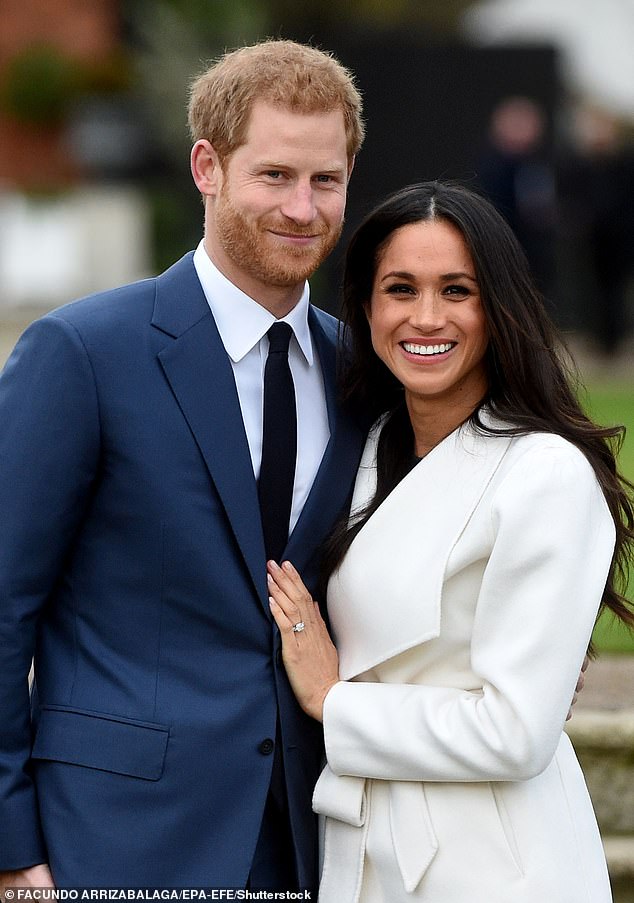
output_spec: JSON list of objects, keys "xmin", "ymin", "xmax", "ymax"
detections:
[
  {"xmin": 44, "ymin": 253, "xmax": 196, "ymax": 332},
  {"xmin": 51, "ymin": 276, "xmax": 155, "ymax": 324}
]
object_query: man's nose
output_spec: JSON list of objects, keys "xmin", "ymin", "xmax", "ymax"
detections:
[{"xmin": 280, "ymin": 181, "xmax": 317, "ymax": 225}]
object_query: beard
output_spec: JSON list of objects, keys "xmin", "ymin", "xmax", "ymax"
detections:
[{"xmin": 213, "ymin": 188, "xmax": 343, "ymax": 288}]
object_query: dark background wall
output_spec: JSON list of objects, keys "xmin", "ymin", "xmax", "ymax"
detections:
[{"xmin": 289, "ymin": 31, "xmax": 558, "ymax": 315}]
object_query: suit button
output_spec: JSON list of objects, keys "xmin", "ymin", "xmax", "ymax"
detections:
[{"xmin": 259, "ymin": 738, "xmax": 275, "ymax": 755}]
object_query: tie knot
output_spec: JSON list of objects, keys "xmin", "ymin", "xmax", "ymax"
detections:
[{"xmin": 267, "ymin": 322, "xmax": 293, "ymax": 354}]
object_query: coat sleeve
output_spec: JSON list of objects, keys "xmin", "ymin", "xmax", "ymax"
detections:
[
  {"xmin": 0, "ymin": 315, "xmax": 100, "ymax": 869},
  {"xmin": 322, "ymin": 442, "xmax": 616, "ymax": 783}
]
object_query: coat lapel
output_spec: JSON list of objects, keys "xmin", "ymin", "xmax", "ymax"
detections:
[
  {"xmin": 152, "ymin": 254, "xmax": 267, "ymax": 601},
  {"xmin": 329, "ymin": 420, "xmax": 513, "ymax": 680}
]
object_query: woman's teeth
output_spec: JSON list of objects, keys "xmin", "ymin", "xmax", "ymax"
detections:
[{"xmin": 402, "ymin": 342, "xmax": 455, "ymax": 356}]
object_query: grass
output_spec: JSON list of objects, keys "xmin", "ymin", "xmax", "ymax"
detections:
[{"xmin": 582, "ymin": 381, "xmax": 634, "ymax": 653}]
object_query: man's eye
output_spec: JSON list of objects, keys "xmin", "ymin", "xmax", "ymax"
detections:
[
  {"xmin": 265, "ymin": 171, "xmax": 282, "ymax": 179},
  {"xmin": 315, "ymin": 174, "xmax": 332, "ymax": 183}
]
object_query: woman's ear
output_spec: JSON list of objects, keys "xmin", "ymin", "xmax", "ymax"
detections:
[{"xmin": 190, "ymin": 140, "xmax": 223, "ymax": 197}]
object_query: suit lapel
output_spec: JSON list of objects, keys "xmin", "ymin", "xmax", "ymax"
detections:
[
  {"xmin": 152, "ymin": 254, "xmax": 267, "ymax": 602},
  {"xmin": 152, "ymin": 260, "xmax": 365, "ymax": 604},
  {"xmin": 283, "ymin": 309, "xmax": 365, "ymax": 574}
]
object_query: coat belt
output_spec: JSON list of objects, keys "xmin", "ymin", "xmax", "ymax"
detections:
[{"xmin": 313, "ymin": 766, "xmax": 439, "ymax": 901}]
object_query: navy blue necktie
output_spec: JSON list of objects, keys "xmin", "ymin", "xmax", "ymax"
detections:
[{"xmin": 258, "ymin": 322, "xmax": 297, "ymax": 562}]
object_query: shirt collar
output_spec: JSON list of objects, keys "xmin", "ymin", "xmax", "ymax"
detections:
[{"xmin": 193, "ymin": 242, "xmax": 314, "ymax": 365}]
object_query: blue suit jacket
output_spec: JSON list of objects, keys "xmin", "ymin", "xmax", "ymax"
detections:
[{"xmin": 0, "ymin": 253, "xmax": 366, "ymax": 887}]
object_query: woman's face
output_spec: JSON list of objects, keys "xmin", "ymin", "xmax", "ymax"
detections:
[{"xmin": 366, "ymin": 218, "xmax": 489, "ymax": 414}]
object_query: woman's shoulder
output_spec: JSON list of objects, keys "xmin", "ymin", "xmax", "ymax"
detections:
[
  {"xmin": 492, "ymin": 431, "xmax": 608, "ymax": 524},
  {"xmin": 504, "ymin": 430, "xmax": 591, "ymax": 470},
  {"xmin": 460, "ymin": 415, "xmax": 603, "ymax": 513},
  {"xmin": 489, "ymin": 430, "xmax": 614, "ymax": 544},
  {"xmin": 473, "ymin": 410, "xmax": 594, "ymax": 472}
]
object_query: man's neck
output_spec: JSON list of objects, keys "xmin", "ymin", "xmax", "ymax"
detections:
[{"xmin": 202, "ymin": 238, "xmax": 305, "ymax": 318}]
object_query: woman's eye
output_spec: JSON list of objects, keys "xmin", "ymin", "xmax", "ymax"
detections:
[
  {"xmin": 444, "ymin": 284, "xmax": 471, "ymax": 298},
  {"xmin": 386, "ymin": 283, "xmax": 415, "ymax": 295}
]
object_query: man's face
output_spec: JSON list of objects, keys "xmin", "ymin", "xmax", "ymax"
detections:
[{"xmin": 206, "ymin": 100, "xmax": 350, "ymax": 302}]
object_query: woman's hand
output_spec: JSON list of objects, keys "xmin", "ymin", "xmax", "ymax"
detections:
[
  {"xmin": 566, "ymin": 655, "xmax": 589, "ymax": 721},
  {"xmin": 268, "ymin": 560, "xmax": 340, "ymax": 722}
]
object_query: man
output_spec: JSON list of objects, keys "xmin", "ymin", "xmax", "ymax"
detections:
[{"xmin": 0, "ymin": 40, "xmax": 366, "ymax": 892}]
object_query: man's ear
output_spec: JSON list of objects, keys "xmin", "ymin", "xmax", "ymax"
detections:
[{"xmin": 190, "ymin": 140, "xmax": 223, "ymax": 197}]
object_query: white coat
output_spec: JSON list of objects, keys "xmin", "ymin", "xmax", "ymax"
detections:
[{"xmin": 314, "ymin": 416, "xmax": 615, "ymax": 903}]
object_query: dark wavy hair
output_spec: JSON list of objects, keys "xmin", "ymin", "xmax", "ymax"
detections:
[{"xmin": 323, "ymin": 181, "xmax": 634, "ymax": 636}]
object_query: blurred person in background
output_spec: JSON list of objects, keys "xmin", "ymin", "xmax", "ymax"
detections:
[
  {"xmin": 476, "ymin": 96, "xmax": 557, "ymax": 302},
  {"xmin": 558, "ymin": 105, "xmax": 634, "ymax": 356},
  {"xmin": 0, "ymin": 38, "xmax": 366, "ymax": 893},
  {"xmin": 268, "ymin": 181, "xmax": 633, "ymax": 903}
]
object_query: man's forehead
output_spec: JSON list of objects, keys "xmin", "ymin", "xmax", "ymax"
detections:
[
  {"xmin": 227, "ymin": 100, "xmax": 349, "ymax": 172},
  {"xmin": 245, "ymin": 99, "xmax": 347, "ymax": 141}
]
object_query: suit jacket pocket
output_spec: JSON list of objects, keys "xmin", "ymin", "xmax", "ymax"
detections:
[{"xmin": 31, "ymin": 706, "xmax": 169, "ymax": 781}]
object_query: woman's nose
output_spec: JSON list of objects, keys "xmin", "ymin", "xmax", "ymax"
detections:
[{"xmin": 409, "ymin": 293, "xmax": 446, "ymax": 331}]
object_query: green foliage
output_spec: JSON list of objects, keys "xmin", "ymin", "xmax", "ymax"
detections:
[
  {"xmin": 593, "ymin": 610, "xmax": 634, "ymax": 654},
  {"xmin": 0, "ymin": 44, "xmax": 133, "ymax": 128},
  {"xmin": 1, "ymin": 45, "xmax": 82, "ymax": 126},
  {"xmin": 583, "ymin": 384, "xmax": 634, "ymax": 479},
  {"xmin": 584, "ymin": 382, "xmax": 634, "ymax": 653}
]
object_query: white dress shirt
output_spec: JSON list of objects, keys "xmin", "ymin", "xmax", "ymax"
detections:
[{"xmin": 193, "ymin": 242, "xmax": 330, "ymax": 533}]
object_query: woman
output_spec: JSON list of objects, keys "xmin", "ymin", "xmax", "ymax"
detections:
[{"xmin": 268, "ymin": 181, "xmax": 634, "ymax": 903}]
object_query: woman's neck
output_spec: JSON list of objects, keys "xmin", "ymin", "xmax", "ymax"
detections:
[{"xmin": 406, "ymin": 392, "xmax": 485, "ymax": 458}]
